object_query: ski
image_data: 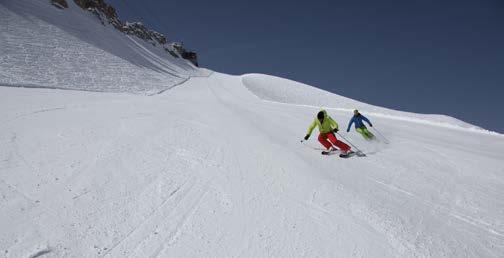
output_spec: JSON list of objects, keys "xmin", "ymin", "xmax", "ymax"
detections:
[
  {"xmin": 321, "ymin": 150, "xmax": 335, "ymax": 155},
  {"xmin": 321, "ymin": 147, "xmax": 339, "ymax": 155},
  {"xmin": 339, "ymin": 151, "xmax": 355, "ymax": 158},
  {"xmin": 322, "ymin": 150, "xmax": 364, "ymax": 158}
]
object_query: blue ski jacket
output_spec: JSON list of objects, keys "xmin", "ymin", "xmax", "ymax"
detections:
[{"xmin": 347, "ymin": 114, "xmax": 372, "ymax": 132}]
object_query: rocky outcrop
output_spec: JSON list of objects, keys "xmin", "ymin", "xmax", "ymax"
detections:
[
  {"xmin": 73, "ymin": 0, "xmax": 122, "ymax": 29},
  {"xmin": 50, "ymin": 0, "xmax": 198, "ymax": 66},
  {"xmin": 50, "ymin": 0, "xmax": 68, "ymax": 9},
  {"xmin": 171, "ymin": 42, "xmax": 199, "ymax": 67},
  {"xmin": 121, "ymin": 22, "xmax": 166, "ymax": 46}
]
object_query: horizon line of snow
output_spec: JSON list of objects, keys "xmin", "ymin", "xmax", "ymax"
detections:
[
  {"xmin": 261, "ymin": 99, "xmax": 503, "ymax": 137},
  {"xmin": 151, "ymin": 70, "xmax": 215, "ymax": 96},
  {"xmin": 237, "ymin": 74, "xmax": 502, "ymax": 137}
]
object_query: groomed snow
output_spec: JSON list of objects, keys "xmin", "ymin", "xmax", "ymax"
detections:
[
  {"xmin": 1, "ymin": 72, "xmax": 503, "ymax": 257},
  {"xmin": 242, "ymin": 74, "xmax": 489, "ymax": 133},
  {"xmin": 1, "ymin": 0, "xmax": 504, "ymax": 257},
  {"xmin": 0, "ymin": 0, "xmax": 209, "ymax": 94}
]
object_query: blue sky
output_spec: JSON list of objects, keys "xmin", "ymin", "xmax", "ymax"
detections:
[{"xmin": 109, "ymin": 0, "xmax": 503, "ymax": 132}]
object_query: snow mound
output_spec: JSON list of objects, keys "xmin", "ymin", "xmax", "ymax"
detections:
[
  {"xmin": 0, "ymin": 0, "xmax": 209, "ymax": 94},
  {"xmin": 242, "ymin": 73, "xmax": 494, "ymax": 133}
]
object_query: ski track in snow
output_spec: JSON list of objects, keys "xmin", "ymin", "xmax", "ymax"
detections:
[{"xmin": 1, "ymin": 72, "xmax": 504, "ymax": 257}]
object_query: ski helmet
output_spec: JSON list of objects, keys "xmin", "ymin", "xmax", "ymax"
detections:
[{"xmin": 317, "ymin": 111, "xmax": 325, "ymax": 120}]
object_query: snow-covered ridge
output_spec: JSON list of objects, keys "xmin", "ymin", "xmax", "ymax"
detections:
[
  {"xmin": 242, "ymin": 73, "xmax": 501, "ymax": 134},
  {"xmin": 0, "ymin": 0, "xmax": 209, "ymax": 94},
  {"xmin": 60, "ymin": 0, "xmax": 179, "ymax": 57}
]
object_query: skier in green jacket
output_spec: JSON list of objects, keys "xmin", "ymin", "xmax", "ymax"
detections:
[{"xmin": 304, "ymin": 110, "xmax": 352, "ymax": 155}]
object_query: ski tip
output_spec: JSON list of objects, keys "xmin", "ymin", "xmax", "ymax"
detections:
[{"xmin": 356, "ymin": 151, "xmax": 366, "ymax": 157}]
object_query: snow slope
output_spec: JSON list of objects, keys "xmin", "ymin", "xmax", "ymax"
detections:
[
  {"xmin": 1, "ymin": 71, "xmax": 504, "ymax": 257},
  {"xmin": 242, "ymin": 74, "xmax": 486, "ymax": 132},
  {"xmin": 0, "ymin": 0, "xmax": 208, "ymax": 94},
  {"xmin": 1, "ymin": 1, "xmax": 504, "ymax": 257}
]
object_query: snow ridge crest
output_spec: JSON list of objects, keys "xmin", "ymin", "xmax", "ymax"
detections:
[{"xmin": 50, "ymin": 0, "xmax": 197, "ymax": 65}]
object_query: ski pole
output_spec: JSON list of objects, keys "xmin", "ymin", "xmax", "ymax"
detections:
[
  {"xmin": 336, "ymin": 132, "xmax": 364, "ymax": 154},
  {"xmin": 371, "ymin": 127, "xmax": 389, "ymax": 144}
]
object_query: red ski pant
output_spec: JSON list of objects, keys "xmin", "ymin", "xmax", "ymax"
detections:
[{"xmin": 318, "ymin": 132, "xmax": 350, "ymax": 151}]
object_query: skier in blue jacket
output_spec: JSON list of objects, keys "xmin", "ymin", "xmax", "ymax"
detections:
[{"xmin": 347, "ymin": 110, "xmax": 375, "ymax": 140}]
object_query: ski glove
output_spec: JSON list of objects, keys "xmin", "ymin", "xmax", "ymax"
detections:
[
  {"xmin": 333, "ymin": 128, "xmax": 339, "ymax": 133},
  {"xmin": 304, "ymin": 134, "xmax": 310, "ymax": 140},
  {"xmin": 347, "ymin": 129, "xmax": 350, "ymax": 132},
  {"xmin": 369, "ymin": 124, "xmax": 373, "ymax": 127}
]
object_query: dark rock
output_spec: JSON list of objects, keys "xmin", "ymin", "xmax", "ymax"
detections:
[
  {"xmin": 51, "ymin": 0, "xmax": 68, "ymax": 9},
  {"xmin": 171, "ymin": 42, "xmax": 199, "ymax": 67},
  {"xmin": 74, "ymin": 0, "xmax": 122, "ymax": 29},
  {"xmin": 121, "ymin": 22, "xmax": 167, "ymax": 46}
]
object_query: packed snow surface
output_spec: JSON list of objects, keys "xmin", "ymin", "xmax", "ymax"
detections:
[
  {"xmin": 242, "ymin": 74, "xmax": 485, "ymax": 131},
  {"xmin": 1, "ymin": 72, "xmax": 504, "ymax": 257},
  {"xmin": 0, "ymin": 0, "xmax": 208, "ymax": 94},
  {"xmin": 1, "ymin": 0, "xmax": 504, "ymax": 257}
]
